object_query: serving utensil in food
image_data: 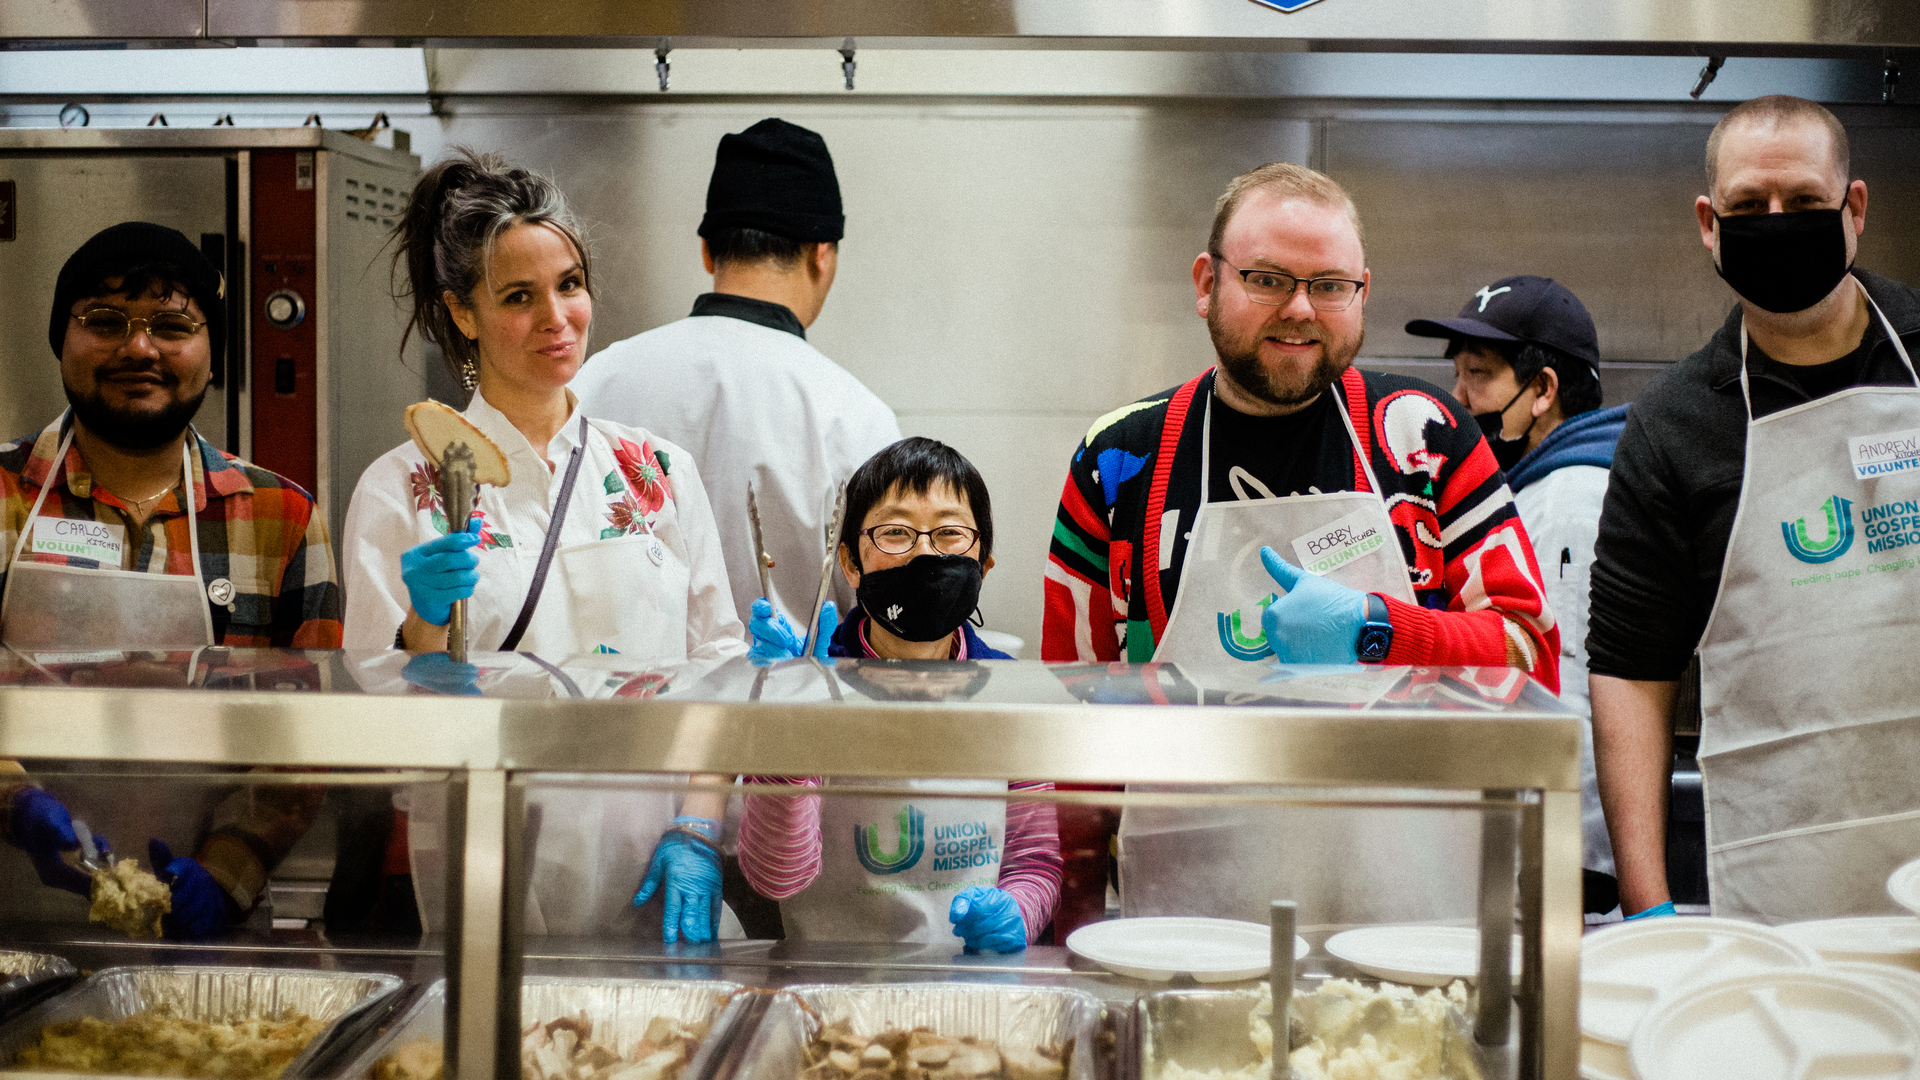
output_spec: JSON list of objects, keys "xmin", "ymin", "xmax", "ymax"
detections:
[
  {"xmin": 802, "ymin": 485, "xmax": 846, "ymax": 655},
  {"xmin": 71, "ymin": 819, "xmax": 110, "ymax": 874},
  {"xmin": 404, "ymin": 401, "xmax": 512, "ymax": 664}
]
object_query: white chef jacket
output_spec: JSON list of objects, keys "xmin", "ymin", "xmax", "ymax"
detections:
[
  {"xmin": 572, "ymin": 298, "xmax": 902, "ymax": 626},
  {"xmin": 1513, "ymin": 462, "xmax": 1615, "ymax": 878},
  {"xmin": 340, "ymin": 387, "xmax": 747, "ymax": 661}
]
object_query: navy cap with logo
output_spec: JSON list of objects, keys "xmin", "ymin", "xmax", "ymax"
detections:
[{"xmin": 1404, "ymin": 275, "xmax": 1599, "ymax": 371}]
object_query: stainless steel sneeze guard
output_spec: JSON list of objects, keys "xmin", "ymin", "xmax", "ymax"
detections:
[
  {"xmin": 736, "ymin": 984, "xmax": 1103, "ymax": 1080},
  {"xmin": 336, "ymin": 977, "xmax": 750, "ymax": 1080},
  {"xmin": 0, "ymin": 966, "xmax": 405, "ymax": 1079},
  {"xmin": 0, "ymin": 654, "xmax": 1585, "ymax": 1079}
]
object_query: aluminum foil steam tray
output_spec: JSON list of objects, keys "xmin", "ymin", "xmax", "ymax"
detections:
[
  {"xmin": 0, "ymin": 965, "xmax": 405, "ymax": 1079},
  {"xmin": 330, "ymin": 976, "xmax": 750, "ymax": 1080},
  {"xmin": 1137, "ymin": 983, "xmax": 1487, "ymax": 1080},
  {"xmin": 0, "ymin": 952, "xmax": 79, "ymax": 1023},
  {"xmin": 731, "ymin": 984, "xmax": 1104, "ymax": 1080}
]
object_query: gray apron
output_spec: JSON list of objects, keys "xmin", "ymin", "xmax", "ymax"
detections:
[
  {"xmin": 1122, "ymin": 388, "xmax": 1481, "ymax": 931},
  {"xmin": 1698, "ymin": 297, "xmax": 1920, "ymax": 924},
  {"xmin": 780, "ymin": 778, "xmax": 1008, "ymax": 944},
  {"xmin": 2, "ymin": 418, "xmax": 215, "ymax": 649}
]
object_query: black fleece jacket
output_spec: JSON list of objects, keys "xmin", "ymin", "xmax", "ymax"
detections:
[{"xmin": 1588, "ymin": 269, "xmax": 1920, "ymax": 681}]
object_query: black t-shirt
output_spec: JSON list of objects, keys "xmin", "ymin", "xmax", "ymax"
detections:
[
  {"xmin": 1746, "ymin": 313, "xmax": 1893, "ymax": 415},
  {"xmin": 1205, "ymin": 390, "xmax": 1356, "ymax": 503}
]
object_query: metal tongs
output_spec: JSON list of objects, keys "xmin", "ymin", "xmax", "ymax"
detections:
[
  {"xmin": 73, "ymin": 818, "xmax": 112, "ymax": 874},
  {"xmin": 747, "ymin": 481, "xmax": 776, "ymax": 605},
  {"xmin": 803, "ymin": 485, "xmax": 847, "ymax": 656},
  {"xmin": 438, "ymin": 444, "xmax": 478, "ymax": 664}
]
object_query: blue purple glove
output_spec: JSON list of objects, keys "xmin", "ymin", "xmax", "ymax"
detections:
[
  {"xmin": 948, "ymin": 885, "xmax": 1026, "ymax": 953},
  {"xmin": 1259, "ymin": 547, "xmax": 1366, "ymax": 665},
  {"xmin": 1626, "ymin": 900, "xmax": 1677, "ymax": 921},
  {"xmin": 401, "ymin": 523, "xmax": 481, "ymax": 627},
  {"xmin": 747, "ymin": 598, "xmax": 838, "ymax": 665},
  {"xmin": 7, "ymin": 788, "xmax": 103, "ymax": 896},
  {"xmin": 633, "ymin": 816, "xmax": 722, "ymax": 944},
  {"xmin": 149, "ymin": 839, "xmax": 228, "ymax": 940},
  {"xmin": 400, "ymin": 652, "xmax": 482, "ymax": 696}
]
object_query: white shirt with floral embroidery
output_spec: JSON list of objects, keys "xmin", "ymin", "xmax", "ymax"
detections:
[{"xmin": 341, "ymin": 387, "xmax": 747, "ymax": 661}]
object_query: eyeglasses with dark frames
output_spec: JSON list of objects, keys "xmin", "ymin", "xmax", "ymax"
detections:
[
  {"xmin": 70, "ymin": 308, "xmax": 207, "ymax": 347},
  {"xmin": 861, "ymin": 524, "xmax": 981, "ymax": 556},
  {"xmin": 1212, "ymin": 254, "xmax": 1366, "ymax": 311}
]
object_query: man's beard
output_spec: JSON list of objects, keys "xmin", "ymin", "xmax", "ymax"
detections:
[
  {"xmin": 64, "ymin": 376, "xmax": 206, "ymax": 452},
  {"xmin": 1208, "ymin": 298, "xmax": 1363, "ymax": 409}
]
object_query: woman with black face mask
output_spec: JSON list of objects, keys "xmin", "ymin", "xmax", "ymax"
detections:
[{"xmin": 735, "ymin": 438, "xmax": 1062, "ymax": 954}]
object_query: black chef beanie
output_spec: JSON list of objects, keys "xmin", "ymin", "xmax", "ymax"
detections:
[
  {"xmin": 49, "ymin": 221, "xmax": 225, "ymax": 362},
  {"xmin": 698, "ymin": 118, "xmax": 844, "ymax": 243}
]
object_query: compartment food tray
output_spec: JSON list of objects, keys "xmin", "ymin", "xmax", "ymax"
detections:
[
  {"xmin": 0, "ymin": 965, "xmax": 404, "ymax": 1079},
  {"xmin": 732, "ymin": 983, "xmax": 1104, "ymax": 1080},
  {"xmin": 332, "ymin": 976, "xmax": 749, "ymax": 1080}
]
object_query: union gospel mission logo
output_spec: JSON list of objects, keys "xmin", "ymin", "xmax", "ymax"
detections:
[
  {"xmin": 1216, "ymin": 512, "xmax": 1387, "ymax": 660},
  {"xmin": 1781, "ymin": 494, "xmax": 1920, "ymax": 585},
  {"xmin": 853, "ymin": 806, "xmax": 1001, "ymax": 876}
]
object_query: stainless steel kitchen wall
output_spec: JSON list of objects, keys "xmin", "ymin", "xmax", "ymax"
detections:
[{"xmin": 400, "ymin": 97, "xmax": 1920, "ymax": 653}]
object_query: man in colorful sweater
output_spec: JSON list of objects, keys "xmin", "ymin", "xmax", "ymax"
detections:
[{"xmin": 1043, "ymin": 163, "xmax": 1558, "ymax": 687}]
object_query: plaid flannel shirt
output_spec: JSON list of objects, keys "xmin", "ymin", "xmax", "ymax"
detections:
[{"xmin": 0, "ymin": 415, "xmax": 343, "ymax": 648}]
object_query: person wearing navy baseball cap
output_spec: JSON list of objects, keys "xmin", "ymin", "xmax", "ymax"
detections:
[{"xmin": 1408, "ymin": 274, "xmax": 1629, "ymax": 918}]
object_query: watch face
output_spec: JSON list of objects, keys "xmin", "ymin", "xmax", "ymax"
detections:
[{"xmin": 1358, "ymin": 627, "xmax": 1392, "ymax": 662}]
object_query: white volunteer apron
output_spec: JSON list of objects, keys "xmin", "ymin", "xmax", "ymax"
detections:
[
  {"xmin": 1698, "ymin": 296, "xmax": 1920, "ymax": 924},
  {"xmin": 1123, "ymin": 386, "xmax": 1481, "ymax": 931},
  {"xmin": 2, "ymin": 417, "xmax": 215, "ymax": 649},
  {"xmin": 780, "ymin": 778, "xmax": 1009, "ymax": 944}
]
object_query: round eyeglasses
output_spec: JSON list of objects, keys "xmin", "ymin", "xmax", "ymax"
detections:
[
  {"xmin": 71, "ymin": 308, "xmax": 207, "ymax": 347},
  {"xmin": 861, "ymin": 524, "xmax": 981, "ymax": 556},
  {"xmin": 1213, "ymin": 254, "xmax": 1366, "ymax": 311}
]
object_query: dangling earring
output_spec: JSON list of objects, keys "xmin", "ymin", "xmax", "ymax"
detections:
[{"xmin": 460, "ymin": 356, "xmax": 477, "ymax": 392}]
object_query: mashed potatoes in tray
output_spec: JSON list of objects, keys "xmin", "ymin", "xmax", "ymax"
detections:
[
  {"xmin": 1157, "ymin": 980, "xmax": 1483, "ymax": 1080},
  {"xmin": 9, "ymin": 1008, "xmax": 327, "ymax": 1079}
]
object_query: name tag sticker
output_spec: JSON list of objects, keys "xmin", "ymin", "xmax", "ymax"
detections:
[
  {"xmin": 1291, "ymin": 506, "xmax": 1389, "ymax": 578},
  {"xmin": 1849, "ymin": 427, "xmax": 1920, "ymax": 480},
  {"xmin": 30, "ymin": 516, "xmax": 124, "ymax": 565}
]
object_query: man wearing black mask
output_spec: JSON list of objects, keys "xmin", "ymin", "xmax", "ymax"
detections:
[{"xmin": 1590, "ymin": 96, "xmax": 1920, "ymax": 925}]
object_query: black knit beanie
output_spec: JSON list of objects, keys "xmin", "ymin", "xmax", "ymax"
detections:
[
  {"xmin": 49, "ymin": 221, "xmax": 225, "ymax": 362},
  {"xmin": 697, "ymin": 118, "xmax": 844, "ymax": 243}
]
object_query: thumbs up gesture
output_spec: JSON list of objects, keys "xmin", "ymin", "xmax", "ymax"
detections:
[{"xmin": 1258, "ymin": 546, "xmax": 1369, "ymax": 665}]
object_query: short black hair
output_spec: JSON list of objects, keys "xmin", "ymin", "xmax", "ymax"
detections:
[
  {"xmin": 1450, "ymin": 337, "xmax": 1602, "ymax": 417},
  {"xmin": 705, "ymin": 226, "xmax": 833, "ymax": 269},
  {"xmin": 840, "ymin": 437, "xmax": 994, "ymax": 568}
]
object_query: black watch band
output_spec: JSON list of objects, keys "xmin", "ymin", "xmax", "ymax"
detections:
[{"xmin": 1356, "ymin": 592, "xmax": 1394, "ymax": 663}]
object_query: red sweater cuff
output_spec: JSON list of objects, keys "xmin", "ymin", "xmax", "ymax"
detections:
[{"xmin": 1379, "ymin": 595, "xmax": 1438, "ymax": 666}]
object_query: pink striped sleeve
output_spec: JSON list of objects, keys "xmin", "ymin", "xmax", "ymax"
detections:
[
  {"xmin": 999, "ymin": 780, "xmax": 1064, "ymax": 943},
  {"xmin": 736, "ymin": 776, "xmax": 825, "ymax": 901}
]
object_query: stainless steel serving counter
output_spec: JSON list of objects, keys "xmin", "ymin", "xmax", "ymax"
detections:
[{"xmin": 0, "ymin": 649, "xmax": 1583, "ymax": 1078}]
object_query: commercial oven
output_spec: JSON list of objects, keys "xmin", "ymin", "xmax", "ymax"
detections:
[{"xmin": 0, "ymin": 127, "xmax": 425, "ymax": 547}]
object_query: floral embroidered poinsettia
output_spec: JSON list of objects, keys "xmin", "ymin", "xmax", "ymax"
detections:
[
  {"xmin": 611, "ymin": 437, "xmax": 671, "ymax": 516},
  {"xmin": 407, "ymin": 461, "xmax": 513, "ymax": 550},
  {"xmin": 603, "ymin": 492, "xmax": 648, "ymax": 539},
  {"xmin": 608, "ymin": 672, "xmax": 672, "ymax": 699}
]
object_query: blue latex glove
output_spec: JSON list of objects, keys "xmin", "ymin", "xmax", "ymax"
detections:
[
  {"xmin": 1259, "ymin": 546, "xmax": 1367, "ymax": 665},
  {"xmin": 400, "ymin": 523, "xmax": 482, "ymax": 627},
  {"xmin": 149, "ymin": 839, "xmax": 229, "ymax": 940},
  {"xmin": 633, "ymin": 816, "xmax": 722, "ymax": 944},
  {"xmin": 948, "ymin": 885, "xmax": 1027, "ymax": 953},
  {"xmin": 7, "ymin": 788, "xmax": 98, "ymax": 896},
  {"xmin": 1625, "ymin": 900, "xmax": 1677, "ymax": 921},
  {"xmin": 400, "ymin": 652, "xmax": 482, "ymax": 696},
  {"xmin": 747, "ymin": 598, "xmax": 838, "ymax": 665}
]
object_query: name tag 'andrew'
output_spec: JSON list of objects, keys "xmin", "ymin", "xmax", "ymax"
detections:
[
  {"xmin": 1291, "ymin": 506, "xmax": 1387, "ymax": 577},
  {"xmin": 30, "ymin": 516, "xmax": 124, "ymax": 565},
  {"xmin": 1850, "ymin": 427, "xmax": 1920, "ymax": 480}
]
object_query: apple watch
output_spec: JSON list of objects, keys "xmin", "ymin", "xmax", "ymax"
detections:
[{"xmin": 1356, "ymin": 593, "xmax": 1393, "ymax": 663}]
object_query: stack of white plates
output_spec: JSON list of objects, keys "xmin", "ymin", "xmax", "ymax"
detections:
[
  {"xmin": 1064, "ymin": 917, "xmax": 1308, "ymax": 982},
  {"xmin": 1323, "ymin": 925, "xmax": 1521, "ymax": 987}
]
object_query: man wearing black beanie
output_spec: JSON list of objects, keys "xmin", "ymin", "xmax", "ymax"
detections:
[{"xmin": 577, "ymin": 117, "xmax": 900, "ymax": 633}]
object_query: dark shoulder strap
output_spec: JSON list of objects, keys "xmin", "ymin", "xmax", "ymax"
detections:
[{"xmin": 499, "ymin": 416, "xmax": 589, "ymax": 652}]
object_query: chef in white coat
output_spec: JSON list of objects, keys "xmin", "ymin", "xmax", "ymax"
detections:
[
  {"xmin": 573, "ymin": 118, "xmax": 901, "ymax": 626},
  {"xmin": 341, "ymin": 149, "xmax": 747, "ymax": 943}
]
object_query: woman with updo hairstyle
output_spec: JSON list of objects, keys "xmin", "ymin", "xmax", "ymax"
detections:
[{"xmin": 340, "ymin": 148, "xmax": 747, "ymax": 942}]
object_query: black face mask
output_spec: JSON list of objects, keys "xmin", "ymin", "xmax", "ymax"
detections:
[
  {"xmin": 1715, "ymin": 208, "xmax": 1853, "ymax": 315},
  {"xmin": 1474, "ymin": 384, "xmax": 1536, "ymax": 473},
  {"xmin": 856, "ymin": 554, "xmax": 984, "ymax": 643}
]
